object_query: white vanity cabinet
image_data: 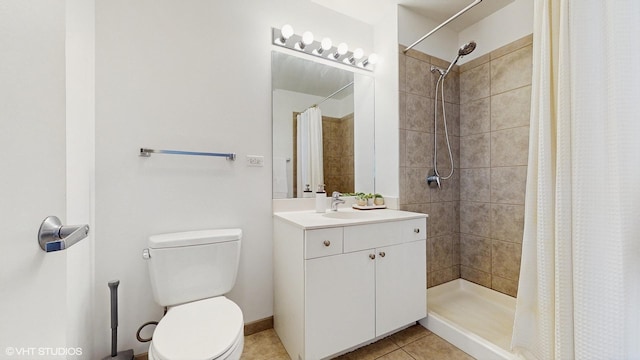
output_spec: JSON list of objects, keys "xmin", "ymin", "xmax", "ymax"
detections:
[{"xmin": 273, "ymin": 210, "xmax": 427, "ymax": 360}]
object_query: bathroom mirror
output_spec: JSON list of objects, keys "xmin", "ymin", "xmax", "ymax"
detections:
[{"xmin": 272, "ymin": 51, "xmax": 375, "ymax": 198}]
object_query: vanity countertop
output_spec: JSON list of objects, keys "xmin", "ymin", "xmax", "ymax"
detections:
[{"xmin": 274, "ymin": 208, "xmax": 427, "ymax": 230}]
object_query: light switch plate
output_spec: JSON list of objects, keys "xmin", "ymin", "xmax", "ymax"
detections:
[{"xmin": 246, "ymin": 155, "xmax": 264, "ymax": 167}]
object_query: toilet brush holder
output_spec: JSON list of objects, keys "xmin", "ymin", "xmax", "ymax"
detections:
[{"xmin": 102, "ymin": 280, "xmax": 134, "ymax": 360}]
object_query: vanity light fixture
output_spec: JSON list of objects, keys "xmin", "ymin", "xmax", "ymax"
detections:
[
  {"xmin": 276, "ymin": 24, "xmax": 294, "ymax": 45},
  {"xmin": 313, "ymin": 37, "xmax": 332, "ymax": 56},
  {"xmin": 360, "ymin": 53, "xmax": 379, "ymax": 68},
  {"xmin": 295, "ymin": 31, "xmax": 314, "ymax": 50},
  {"xmin": 344, "ymin": 48, "xmax": 363, "ymax": 65},
  {"xmin": 272, "ymin": 26, "xmax": 376, "ymax": 71},
  {"xmin": 331, "ymin": 42, "xmax": 348, "ymax": 60}
]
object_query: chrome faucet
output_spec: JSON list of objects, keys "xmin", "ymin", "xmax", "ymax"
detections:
[{"xmin": 330, "ymin": 191, "xmax": 345, "ymax": 211}]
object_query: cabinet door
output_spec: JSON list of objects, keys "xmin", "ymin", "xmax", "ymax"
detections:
[
  {"xmin": 375, "ymin": 240, "xmax": 427, "ymax": 336},
  {"xmin": 305, "ymin": 250, "xmax": 376, "ymax": 360}
]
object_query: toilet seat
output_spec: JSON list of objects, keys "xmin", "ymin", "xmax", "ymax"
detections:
[{"xmin": 149, "ymin": 296, "xmax": 244, "ymax": 360}]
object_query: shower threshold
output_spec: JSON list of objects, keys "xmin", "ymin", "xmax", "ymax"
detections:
[{"xmin": 419, "ymin": 279, "xmax": 518, "ymax": 360}]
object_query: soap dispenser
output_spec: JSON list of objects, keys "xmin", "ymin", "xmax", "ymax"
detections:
[
  {"xmin": 315, "ymin": 184, "xmax": 326, "ymax": 213},
  {"xmin": 303, "ymin": 184, "xmax": 314, "ymax": 198}
]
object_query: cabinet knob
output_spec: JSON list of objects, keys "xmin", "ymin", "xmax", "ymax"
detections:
[
  {"xmin": 414, "ymin": 228, "xmax": 420, "ymax": 233},
  {"xmin": 369, "ymin": 254, "xmax": 376, "ymax": 260},
  {"xmin": 379, "ymin": 251, "xmax": 386, "ymax": 257},
  {"xmin": 323, "ymin": 240, "xmax": 331, "ymax": 247}
]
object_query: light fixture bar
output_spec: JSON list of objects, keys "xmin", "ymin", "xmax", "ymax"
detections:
[{"xmin": 272, "ymin": 28, "xmax": 376, "ymax": 71}]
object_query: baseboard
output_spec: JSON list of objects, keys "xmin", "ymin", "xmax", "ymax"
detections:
[{"xmin": 244, "ymin": 316, "xmax": 274, "ymax": 335}]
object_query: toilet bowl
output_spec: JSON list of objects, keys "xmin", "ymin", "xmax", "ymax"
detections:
[
  {"xmin": 144, "ymin": 229, "xmax": 244, "ymax": 360},
  {"xmin": 147, "ymin": 297, "xmax": 244, "ymax": 360}
]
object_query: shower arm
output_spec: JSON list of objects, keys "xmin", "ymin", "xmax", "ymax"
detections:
[{"xmin": 403, "ymin": 0, "xmax": 482, "ymax": 53}]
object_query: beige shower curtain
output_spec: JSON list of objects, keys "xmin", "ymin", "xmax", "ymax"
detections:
[{"xmin": 511, "ymin": 1, "xmax": 640, "ymax": 359}]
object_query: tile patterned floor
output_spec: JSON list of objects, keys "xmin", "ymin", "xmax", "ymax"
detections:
[{"xmin": 240, "ymin": 324, "xmax": 475, "ymax": 360}]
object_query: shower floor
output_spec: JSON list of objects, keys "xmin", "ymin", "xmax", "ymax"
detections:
[{"xmin": 420, "ymin": 279, "xmax": 517, "ymax": 359}]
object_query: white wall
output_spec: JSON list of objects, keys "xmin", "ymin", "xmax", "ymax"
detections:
[
  {"xmin": 94, "ymin": 0, "xmax": 373, "ymax": 356},
  {"xmin": 65, "ymin": 0, "xmax": 96, "ymax": 358},
  {"xmin": 398, "ymin": 5, "xmax": 459, "ymax": 62},
  {"xmin": 458, "ymin": 0, "xmax": 534, "ymax": 63}
]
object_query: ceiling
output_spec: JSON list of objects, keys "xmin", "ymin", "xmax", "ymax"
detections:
[{"xmin": 311, "ymin": 0, "xmax": 515, "ymax": 31}]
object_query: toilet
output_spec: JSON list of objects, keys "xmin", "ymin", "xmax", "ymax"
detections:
[{"xmin": 144, "ymin": 229, "xmax": 244, "ymax": 360}]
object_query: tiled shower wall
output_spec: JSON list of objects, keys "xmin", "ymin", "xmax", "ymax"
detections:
[
  {"xmin": 398, "ymin": 46, "xmax": 461, "ymax": 288},
  {"xmin": 398, "ymin": 35, "xmax": 532, "ymax": 297},
  {"xmin": 458, "ymin": 35, "xmax": 532, "ymax": 297}
]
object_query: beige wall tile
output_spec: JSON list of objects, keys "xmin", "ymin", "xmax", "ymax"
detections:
[
  {"xmin": 491, "ymin": 85, "xmax": 531, "ymax": 131},
  {"xmin": 406, "ymin": 130, "xmax": 433, "ymax": 168},
  {"xmin": 491, "ymin": 203, "xmax": 525, "ymax": 243},
  {"xmin": 491, "ymin": 126, "xmax": 530, "ymax": 167},
  {"xmin": 452, "ymin": 233, "xmax": 460, "ymax": 265},
  {"xmin": 399, "ymin": 129, "xmax": 406, "ymax": 168},
  {"xmin": 443, "ymin": 71, "xmax": 460, "ymax": 104},
  {"xmin": 460, "ymin": 266, "xmax": 491, "ymax": 288},
  {"xmin": 460, "ymin": 62, "xmax": 490, "ymax": 104},
  {"xmin": 436, "ymin": 135, "xmax": 459, "ymax": 171},
  {"xmin": 430, "ymin": 201, "xmax": 458, "ymax": 236},
  {"xmin": 431, "ymin": 169, "xmax": 459, "ymax": 202},
  {"xmin": 491, "ymin": 166, "xmax": 527, "ymax": 204},
  {"xmin": 429, "ymin": 234, "xmax": 454, "ymax": 271},
  {"xmin": 405, "ymin": 167, "xmax": 430, "ymax": 204},
  {"xmin": 431, "ymin": 56, "xmax": 450, "ymax": 70},
  {"xmin": 490, "ymin": 34, "xmax": 533, "ymax": 60},
  {"xmin": 399, "ymin": 91, "xmax": 407, "ymax": 130},
  {"xmin": 460, "ymin": 97, "xmax": 490, "ymax": 136},
  {"xmin": 435, "ymin": 101, "xmax": 460, "ymax": 136},
  {"xmin": 459, "ymin": 52, "xmax": 491, "ymax": 73},
  {"xmin": 492, "ymin": 240, "xmax": 522, "ymax": 281},
  {"xmin": 460, "ymin": 201, "xmax": 491, "ymax": 238},
  {"xmin": 399, "ymin": 167, "xmax": 408, "ymax": 205},
  {"xmin": 492, "ymin": 276, "xmax": 518, "ymax": 298},
  {"xmin": 491, "ymin": 45, "xmax": 533, "ymax": 95},
  {"xmin": 459, "ymin": 168, "xmax": 491, "ymax": 202},
  {"xmin": 405, "ymin": 48, "xmax": 431, "ymax": 63},
  {"xmin": 406, "ymin": 56, "xmax": 431, "ymax": 98},
  {"xmin": 460, "ymin": 132, "xmax": 490, "ymax": 168},
  {"xmin": 399, "ymin": 53, "xmax": 406, "ymax": 93},
  {"xmin": 406, "ymin": 94, "xmax": 433, "ymax": 133},
  {"xmin": 428, "ymin": 267, "xmax": 455, "ymax": 288},
  {"xmin": 400, "ymin": 203, "xmax": 430, "ymax": 215},
  {"xmin": 460, "ymin": 234, "xmax": 491, "ymax": 273}
]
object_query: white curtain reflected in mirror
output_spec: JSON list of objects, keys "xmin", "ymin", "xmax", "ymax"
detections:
[{"xmin": 296, "ymin": 107, "xmax": 324, "ymax": 196}]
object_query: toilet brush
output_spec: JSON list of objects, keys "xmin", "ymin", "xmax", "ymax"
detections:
[{"xmin": 102, "ymin": 280, "xmax": 134, "ymax": 360}]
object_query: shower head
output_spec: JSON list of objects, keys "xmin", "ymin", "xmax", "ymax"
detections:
[
  {"xmin": 442, "ymin": 40, "xmax": 477, "ymax": 77},
  {"xmin": 458, "ymin": 41, "xmax": 477, "ymax": 56}
]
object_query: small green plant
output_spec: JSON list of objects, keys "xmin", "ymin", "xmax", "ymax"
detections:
[{"xmin": 374, "ymin": 193, "xmax": 383, "ymax": 198}]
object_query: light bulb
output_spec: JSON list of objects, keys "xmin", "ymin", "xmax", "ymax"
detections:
[
  {"xmin": 281, "ymin": 24, "xmax": 294, "ymax": 39},
  {"xmin": 321, "ymin": 38, "xmax": 332, "ymax": 51},
  {"xmin": 302, "ymin": 31, "xmax": 314, "ymax": 45},
  {"xmin": 277, "ymin": 24, "xmax": 294, "ymax": 45},
  {"xmin": 337, "ymin": 43, "xmax": 348, "ymax": 55},
  {"xmin": 363, "ymin": 53, "xmax": 379, "ymax": 67},
  {"xmin": 314, "ymin": 37, "xmax": 332, "ymax": 56},
  {"xmin": 353, "ymin": 48, "xmax": 364, "ymax": 60}
]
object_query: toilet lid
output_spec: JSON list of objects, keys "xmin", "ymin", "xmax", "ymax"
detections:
[{"xmin": 152, "ymin": 297, "xmax": 243, "ymax": 360}]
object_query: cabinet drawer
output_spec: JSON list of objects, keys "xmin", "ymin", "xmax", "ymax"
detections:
[
  {"xmin": 305, "ymin": 228, "xmax": 343, "ymax": 259},
  {"xmin": 343, "ymin": 222, "xmax": 402, "ymax": 253},
  {"xmin": 401, "ymin": 218, "xmax": 427, "ymax": 241}
]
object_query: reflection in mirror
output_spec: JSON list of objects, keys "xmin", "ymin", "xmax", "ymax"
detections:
[{"xmin": 272, "ymin": 51, "xmax": 374, "ymax": 199}]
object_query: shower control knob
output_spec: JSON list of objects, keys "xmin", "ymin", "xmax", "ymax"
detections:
[
  {"xmin": 142, "ymin": 248, "xmax": 151, "ymax": 260},
  {"xmin": 369, "ymin": 254, "xmax": 376, "ymax": 260},
  {"xmin": 414, "ymin": 228, "xmax": 420, "ymax": 233},
  {"xmin": 379, "ymin": 252, "xmax": 386, "ymax": 257},
  {"xmin": 323, "ymin": 240, "xmax": 331, "ymax": 247}
]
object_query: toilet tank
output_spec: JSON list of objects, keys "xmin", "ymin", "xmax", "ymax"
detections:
[{"xmin": 146, "ymin": 229, "xmax": 242, "ymax": 307}]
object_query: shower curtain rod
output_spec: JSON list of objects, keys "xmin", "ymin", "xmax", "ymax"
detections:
[
  {"xmin": 403, "ymin": 0, "xmax": 482, "ymax": 53},
  {"xmin": 306, "ymin": 81, "xmax": 354, "ymax": 111}
]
